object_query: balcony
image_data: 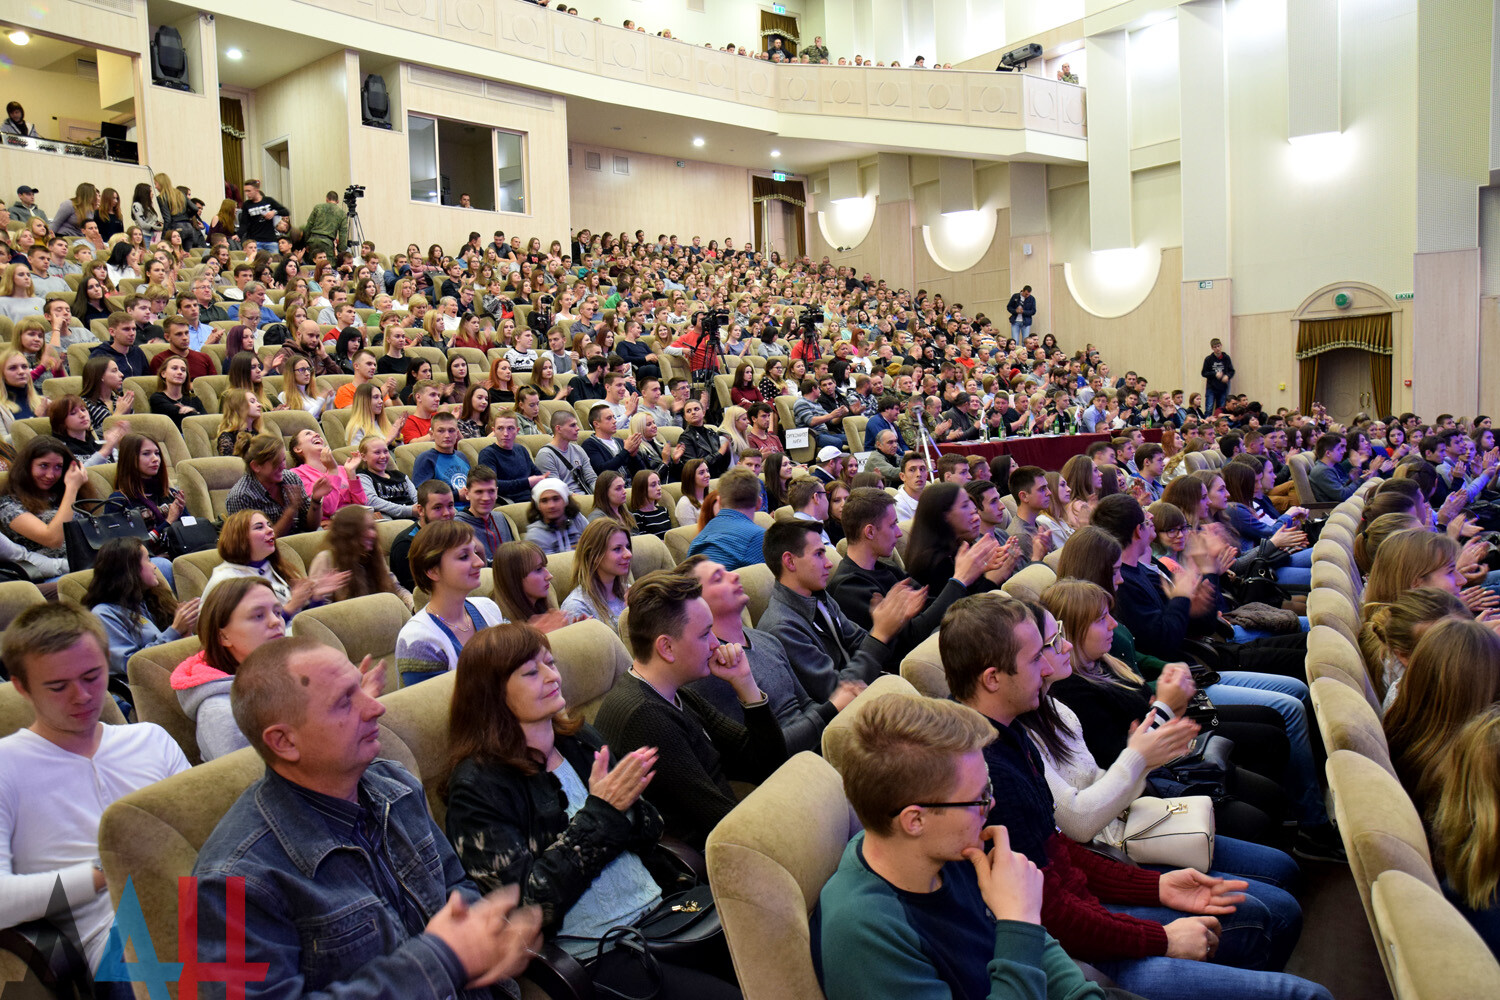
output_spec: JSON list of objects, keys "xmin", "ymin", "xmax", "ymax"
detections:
[{"xmin": 300, "ymin": 0, "xmax": 1085, "ymax": 153}]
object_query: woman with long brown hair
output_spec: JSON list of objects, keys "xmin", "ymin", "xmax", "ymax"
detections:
[
  {"xmin": 1385, "ymin": 617, "xmax": 1500, "ymax": 817},
  {"xmin": 307, "ymin": 505, "xmax": 413, "ymax": 611},
  {"xmin": 203, "ymin": 508, "xmax": 343, "ymax": 618},
  {"xmin": 444, "ymin": 624, "xmax": 737, "ymax": 998},
  {"xmin": 559, "ymin": 518, "xmax": 632, "ymax": 631},
  {"xmin": 490, "ymin": 539, "xmax": 576, "ymax": 632},
  {"xmin": 84, "ymin": 535, "xmax": 197, "ymax": 678}
]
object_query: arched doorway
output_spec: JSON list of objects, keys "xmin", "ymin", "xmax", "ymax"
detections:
[{"xmin": 1292, "ymin": 282, "xmax": 1397, "ymax": 423}]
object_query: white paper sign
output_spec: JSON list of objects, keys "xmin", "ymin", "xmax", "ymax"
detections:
[{"xmin": 785, "ymin": 427, "xmax": 810, "ymax": 450}]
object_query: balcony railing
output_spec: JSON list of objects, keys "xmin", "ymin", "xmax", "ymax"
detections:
[{"xmin": 305, "ymin": 0, "xmax": 1085, "ymax": 138}]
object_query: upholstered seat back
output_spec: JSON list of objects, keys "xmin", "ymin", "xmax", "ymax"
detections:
[{"xmin": 705, "ymin": 752, "xmax": 861, "ymax": 1000}]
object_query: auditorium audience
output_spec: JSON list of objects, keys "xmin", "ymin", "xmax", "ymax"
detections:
[{"xmin": 6, "ymin": 200, "xmax": 1491, "ymax": 1000}]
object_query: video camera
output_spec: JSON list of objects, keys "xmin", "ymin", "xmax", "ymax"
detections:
[
  {"xmin": 799, "ymin": 306, "xmax": 824, "ymax": 334},
  {"xmin": 700, "ymin": 307, "xmax": 732, "ymax": 342},
  {"xmin": 343, "ymin": 184, "xmax": 365, "ymax": 213},
  {"xmin": 528, "ymin": 293, "xmax": 555, "ymax": 337}
]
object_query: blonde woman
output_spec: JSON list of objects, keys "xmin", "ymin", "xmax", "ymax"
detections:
[
  {"xmin": 1427, "ymin": 706, "xmax": 1500, "ymax": 955},
  {"xmin": 0, "ymin": 262, "xmax": 45, "ymax": 324},
  {"xmin": 278, "ymin": 355, "xmax": 336, "ymax": 417},
  {"xmin": 1359, "ymin": 587, "xmax": 1470, "ymax": 710},
  {"xmin": 216, "ymin": 390, "xmax": 265, "ymax": 456},
  {"xmin": 154, "ymin": 172, "xmax": 198, "ymax": 248},
  {"xmin": 0, "ymin": 348, "xmax": 47, "ymax": 439},
  {"xmin": 345, "ymin": 381, "xmax": 400, "ymax": 449},
  {"xmin": 558, "ymin": 518, "xmax": 632, "ymax": 630}
]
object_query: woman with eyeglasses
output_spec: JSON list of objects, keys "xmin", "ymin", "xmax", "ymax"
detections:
[{"xmin": 1020, "ymin": 587, "xmax": 1304, "ymax": 892}]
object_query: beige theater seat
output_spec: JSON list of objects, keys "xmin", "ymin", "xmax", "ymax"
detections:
[
  {"xmin": 705, "ymin": 752, "xmax": 861, "ymax": 1000},
  {"xmin": 1370, "ymin": 870, "xmax": 1500, "ymax": 1000}
]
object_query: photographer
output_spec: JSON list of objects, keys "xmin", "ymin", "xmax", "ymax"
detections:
[{"xmin": 665, "ymin": 309, "xmax": 726, "ymax": 381}]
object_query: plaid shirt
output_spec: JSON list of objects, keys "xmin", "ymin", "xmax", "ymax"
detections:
[{"xmin": 225, "ymin": 470, "xmax": 313, "ymax": 532}]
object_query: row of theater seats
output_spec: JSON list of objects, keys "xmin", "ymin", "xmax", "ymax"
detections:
[{"xmin": 1295, "ymin": 484, "xmax": 1500, "ymax": 1000}]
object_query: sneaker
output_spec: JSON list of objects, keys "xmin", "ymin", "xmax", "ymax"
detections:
[{"xmin": 1293, "ymin": 823, "xmax": 1348, "ymax": 864}]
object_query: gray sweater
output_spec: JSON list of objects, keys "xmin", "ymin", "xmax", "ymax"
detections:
[
  {"xmin": 756, "ymin": 582, "xmax": 894, "ymax": 701},
  {"xmin": 685, "ymin": 627, "xmax": 837, "ymax": 755},
  {"xmin": 176, "ymin": 676, "xmax": 247, "ymax": 761}
]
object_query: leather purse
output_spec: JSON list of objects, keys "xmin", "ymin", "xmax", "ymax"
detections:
[
  {"xmin": 63, "ymin": 499, "xmax": 153, "ymax": 572},
  {"xmin": 1118, "ymin": 795, "xmax": 1216, "ymax": 872}
]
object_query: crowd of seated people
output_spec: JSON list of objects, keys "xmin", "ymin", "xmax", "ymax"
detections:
[{"xmin": 5, "ymin": 194, "xmax": 1500, "ymax": 1000}]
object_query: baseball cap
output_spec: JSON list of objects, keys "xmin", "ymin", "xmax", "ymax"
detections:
[
  {"xmin": 16, "ymin": 185, "xmax": 37, "ymax": 196},
  {"xmin": 817, "ymin": 446, "xmax": 844, "ymax": 463}
]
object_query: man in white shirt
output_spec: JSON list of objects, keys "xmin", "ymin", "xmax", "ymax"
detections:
[
  {"xmin": 0, "ymin": 604, "xmax": 190, "ymax": 970},
  {"xmin": 893, "ymin": 452, "xmax": 928, "ymax": 522}
]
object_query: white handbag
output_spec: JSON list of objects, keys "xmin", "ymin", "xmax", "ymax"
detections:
[{"xmin": 1116, "ymin": 795, "xmax": 1216, "ymax": 872}]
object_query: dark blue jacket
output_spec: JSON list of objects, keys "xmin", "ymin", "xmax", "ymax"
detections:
[{"xmin": 191, "ymin": 761, "xmax": 508, "ymax": 1000}]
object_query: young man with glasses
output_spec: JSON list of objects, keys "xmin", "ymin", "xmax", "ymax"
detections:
[
  {"xmin": 940, "ymin": 593, "xmax": 1332, "ymax": 1000},
  {"xmin": 811, "ymin": 693, "xmax": 1105, "ymax": 1000}
]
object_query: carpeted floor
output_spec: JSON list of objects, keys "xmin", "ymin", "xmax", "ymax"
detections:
[{"xmin": 1285, "ymin": 857, "xmax": 1391, "ymax": 1000}]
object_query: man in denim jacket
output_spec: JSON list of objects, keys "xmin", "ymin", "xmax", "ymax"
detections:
[{"xmin": 192, "ymin": 637, "xmax": 540, "ymax": 1000}]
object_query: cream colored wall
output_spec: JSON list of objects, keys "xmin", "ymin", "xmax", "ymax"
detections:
[
  {"xmin": 2, "ymin": 64, "xmax": 119, "ymax": 140},
  {"xmin": 138, "ymin": 14, "xmax": 223, "ymax": 216},
  {"xmin": 346, "ymin": 64, "xmax": 570, "ymax": 254},
  {"xmin": 1224, "ymin": 0, "xmax": 1416, "ymax": 317},
  {"xmin": 249, "ymin": 51, "xmax": 353, "ymax": 223},
  {"xmin": 3, "ymin": 147, "xmax": 155, "ymax": 218},
  {"xmin": 915, "ymin": 208, "xmax": 1010, "ymax": 322},
  {"xmin": 567, "ymin": 144, "xmax": 753, "ymax": 244},
  {"xmin": 1050, "ymin": 246, "xmax": 1183, "ymax": 392}
]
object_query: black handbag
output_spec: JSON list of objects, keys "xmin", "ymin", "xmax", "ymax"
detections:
[
  {"xmin": 162, "ymin": 517, "xmax": 219, "ymax": 558},
  {"xmin": 556, "ymin": 884, "xmax": 724, "ymax": 1000},
  {"xmin": 63, "ymin": 499, "xmax": 153, "ymax": 572},
  {"xmin": 1148, "ymin": 732, "xmax": 1235, "ymax": 800}
]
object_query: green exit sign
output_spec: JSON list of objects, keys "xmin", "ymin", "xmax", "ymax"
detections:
[
  {"xmin": 1395, "ymin": 292, "xmax": 1414, "ymax": 300},
  {"xmin": 1198, "ymin": 280, "xmax": 1213, "ymax": 290},
  {"xmin": 773, "ymin": 3, "xmax": 786, "ymax": 12},
  {"xmin": 772, "ymin": 171, "xmax": 788, "ymax": 182}
]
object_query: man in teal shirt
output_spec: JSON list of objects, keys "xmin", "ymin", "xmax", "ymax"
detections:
[{"xmin": 811, "ymin": 693, "xmax": 1108, "ymax": 1000}]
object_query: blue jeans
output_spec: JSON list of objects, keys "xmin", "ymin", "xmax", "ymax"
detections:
[
  {"xmin": 1274, "ymin": 547, "xmax": 1312, "ymax": 588},
  {"xmin": 1207, "ymin": 383, "xmax": 1230, "ymax": 413},
  {"xmin": 1011, "ymin": 319, "xmax": 1029, "ymax": 338},
  {"xmin": 1210, "ymin": 836, "xmax": 1304, "ymax": 894},
  {"xmin": 1208, "ymin": 672, "xmax": 1326, "ymax": 825},
  {"xmin": 812, "ymin": 430, "xmax": 846, "ymax": 451},
  {"xmin": 1097, "ymin": 873, "xmax": 1331, "ymax": 1000},
  {"xmin": 151, "ymin": 556, "xmax": 174, "ymax": 591}
]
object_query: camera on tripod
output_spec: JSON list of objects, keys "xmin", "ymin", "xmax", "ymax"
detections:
[
  {"xmin": 700, "ymin": 308, "xmax": 732, "ymax": 341},
  {"xmin": 799, "ymin": 306, "xmax": 824, "ymax": 335},
  {"xmin": 529, "ymin": 293, "xmax": 555, "ymax": 337},
  {"xmin": 343, "ymin": 184, "xmax": 365, "ymax": 213}
]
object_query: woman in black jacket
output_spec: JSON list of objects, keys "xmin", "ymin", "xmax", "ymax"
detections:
[{"xmin": 444, "ymin": 624, "xmax": 739, "ymax": 1000}]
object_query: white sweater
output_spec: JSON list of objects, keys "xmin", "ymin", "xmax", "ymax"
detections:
[
  {"xmin": 0, "ymin": 724, "xmax": 190, "ymax": 968},
  {"xmin": 1031, "ymin": 698, "xmax": 1150, "ymax": 847}
]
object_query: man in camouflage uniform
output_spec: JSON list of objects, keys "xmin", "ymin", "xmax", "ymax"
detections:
[{"xmin": 302, "ymin": 190, "xmax": 348, "ymax": 257}]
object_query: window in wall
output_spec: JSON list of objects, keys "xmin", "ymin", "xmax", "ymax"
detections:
[
  {"xmin": 408, "ymin": 116, "xmax": 438, "ymax": 203},
  {"xmin": 407, "ymin": 113, "xmax": 529, "ymax": 214},
  {"xmin": 497, "ymin": 130, "xmax": 526, "ymax": 214}
]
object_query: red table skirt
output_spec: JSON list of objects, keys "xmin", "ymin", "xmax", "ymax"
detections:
[{"xmin": 937, "ymin": 428, "xmax": 1165, "ymax": 471}]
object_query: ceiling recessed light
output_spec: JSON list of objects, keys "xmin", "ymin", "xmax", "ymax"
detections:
[
  {"xmin": 8, "ymin": 30, "xmax": 30, "ymax": 45},
  {"xmin": 225, "ymin": 47, "xmax": 243, "ymax": 59},
  {"xmin": 692, "ymin": 137, "xmax": 705, "ymax": 147},
  {"xmin": 770, "ymin": 149, "xmax": 781, "ymax": 158}
]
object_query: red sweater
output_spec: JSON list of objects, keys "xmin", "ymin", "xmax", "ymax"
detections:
[{"xmin": 1040, "ymin": 830, "xmax": 1170, "ymax": 961}]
